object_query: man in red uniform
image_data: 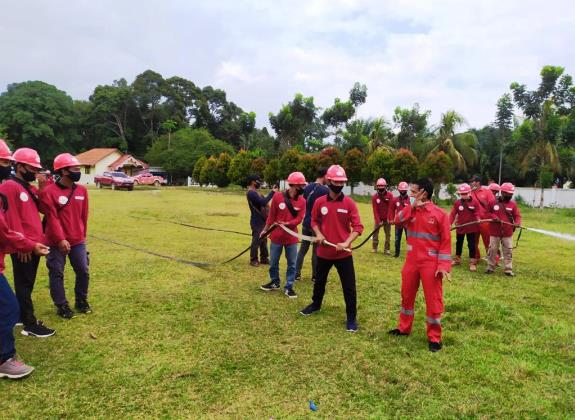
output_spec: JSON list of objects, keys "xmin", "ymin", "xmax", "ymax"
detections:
[
  {"xmin": 389, "ymin": 178, "xmax": 451, "ymax": 352},
  {"xmin": 371, "ymin": 178, "xmax": 393, "ymax": 254},
  {"xmin": 299, "ymin": 165, "xmax": 364, "ymax": 332},
  {"xmin": 39, "ymin": 153, "xmax": 91, "ymax": 318},
  {"xmin": 485, "ymin": 182, "xmax": 522, "ymax": 277},
  {"xmin": 470, "ymin": 175, "xmax": 494, "ymax": 260},
  {"xmin": 449, "ymin": 183, "xmax": 480, "ymax": 271},
  {"xmin": 389, "ymin": 181, "xmax": 410, "ymax": 258},
  {"xmin": 0, "ymin": 140, "xmax": 49, "ymax": 379},
  {"xmin": 260, "ymin": 172, "xmax": 306, "ymax": 298},
  {"xmin": 0, "ymin": 148, "xmax": 55, "ymax": 338},
  {"xmin": 488, "ymin": 183, "xmax": 500, "ymax": 200}
]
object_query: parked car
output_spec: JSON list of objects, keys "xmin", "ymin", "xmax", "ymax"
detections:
[
  {"xmin": 132, "ymin": 172, "xmax": 167, "ymax": 187},
  {"xmin": 94, "ymin": 171, "xmax": 134, "ymax": 190}
]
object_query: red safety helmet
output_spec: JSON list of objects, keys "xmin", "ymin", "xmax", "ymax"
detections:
[
  {"xmin": 13, "ymin": 148, "xmax": 42, "ymax": 169},
  {"xmin": 500, "ymin": 182, "xmax": 515, "ymax": 194},
  {"xmin": 376, "ymin": 178, "xmax": 387, "ymax": 187},
  {"xmin": 54, "ymin": 153, "xmax": 81, "ymax": 171},
  {"xmin": 287, "ymin": 171, "xmax": 306, "ymax": 185},
  {"xmin": 0, "ymin": 139, "xmax": 14, "ymax": 161},
  {"xmin": 326, "ymin": 165, "xmax": 347, "ymax": 182},
  {"xmin": 457, "ymin": 183, "xmax": 472, "ymax": 194},
  {"xmin": 397, "ymin": 181, "xmax": 409, "ymax": 191},
  {"xmin": 488, "ymin": 182, "xmax": 501, "ymax": 192}
]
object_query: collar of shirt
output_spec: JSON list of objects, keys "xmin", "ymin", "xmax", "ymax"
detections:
[{"xmin": 327, "ymin": 192, "xmax": 345, "ymax": 202}]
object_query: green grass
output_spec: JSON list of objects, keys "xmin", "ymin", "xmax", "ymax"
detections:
[{"xmin": 2, "ymin": 188, "xmax": 574, "ymax": 418}]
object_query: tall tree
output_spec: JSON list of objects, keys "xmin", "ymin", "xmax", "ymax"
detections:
[
  {"xmin": 393, "ymin": 104, "xmax": 431, "ymax": 150},
  {"xmin": 494, "ymin": 94, "xmax": 514, "ymax": 184},
  {"xmin": 0, "ymin": 81, "xmax": 80, "ymax": 160},
  {"xmin": 132, "ymin": 70, "xmax": 166, "ymax": 148},
  {"xmin": 269, "ymin": 93, "xmax": 317, "ymax": 149}
]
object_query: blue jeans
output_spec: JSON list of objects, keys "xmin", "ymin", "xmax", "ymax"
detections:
[
  {"xmin": 0, "ymin": 274, "xmax": 19, "ymax": 362},
  {"xmin": 269, "ymin": 242, "xmax": 298, "ymax": 289},
  {"xmin": 395, "ymin": 226, "xmax": 405, "ymax": 255}
]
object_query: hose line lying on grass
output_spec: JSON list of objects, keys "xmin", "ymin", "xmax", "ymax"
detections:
[{"xmin": 130, "ymin": 215, "xmax": 252, "ymax": 237}]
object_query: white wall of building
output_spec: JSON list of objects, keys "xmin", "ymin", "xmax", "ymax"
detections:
[{"xmin": 80, "ymin": 151, "xmax": 123, "ymax": 185}]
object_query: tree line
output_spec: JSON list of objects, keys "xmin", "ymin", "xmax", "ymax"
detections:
[{"xmin": 0, "ymin": 66, "xmax": 573, "ymax": 190}]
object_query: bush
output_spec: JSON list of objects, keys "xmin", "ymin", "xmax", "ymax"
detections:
[{"xmin": 227, "ymin": 150, "xmax": 253, "ymax": 187}]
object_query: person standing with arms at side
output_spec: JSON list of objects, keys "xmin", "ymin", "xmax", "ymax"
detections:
[
  {"xmin": 0, "ymin": 148, "xmax": 55, "ymax": 338},
  {"xmin": 470, "ymin": 174, "xmax": 494, "ymax": 260},
  {"xmin": 389, "ymin": 181, "xmax": 410, "ymax": 258},
  {"xmin": 260, "ymin": 172, "xmax": 306, "ymax": 298},
  {"xmin": 449, "ymin": 183, "xmax": 480, "ymax": 271},
  {"xmin": 246, "ymin": 175, "xmax": 277, "ymax": 267},
  {"xmin": 0, "ymin": 140, "xmax": 49, "ymax": 379},
  {"xmin": 389, "ymin": 178, "xmax": 451, "ymax": 352},
  {"xmin": 295, "ymin": 168, "xmax": 328, "ymax": 282},
  {"xmin": 299, "ymin": 165, "xmax": 364, "ymax": 332},
  {"xmin": 371, "ymin": 178, "xmax": 393, "ymax": 255},
  {"xmin": 39, "ymin": 153, "xmax": 92, "ymax": 319},
  {"xmin": 485, "ymin": 182, "xmax": 521, "ymax": 277}
]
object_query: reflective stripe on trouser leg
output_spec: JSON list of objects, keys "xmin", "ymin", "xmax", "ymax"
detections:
[
  {"xmin": 502, "ymin": 236, "xmax": 513, "ymax": 270},
  {"xmin": 399, "ymin": 263, "xmax": 420, "ymax": 334},
  {"xmin": 420, "ymin": 266, "xmax": 443, "ymax": 343}
]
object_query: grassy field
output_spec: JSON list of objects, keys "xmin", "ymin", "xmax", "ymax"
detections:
[{"xmin": 2, "ymin": 187, "xmax": 574, "ymax": 418}]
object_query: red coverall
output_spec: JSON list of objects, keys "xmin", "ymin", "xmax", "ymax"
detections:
[
  {"xmin": 470, "ymin": 186, "xmax": 494, "ymax": 259},
  {"xmin": 394, "ymin": 202, "xmax": 451, "ymax": 343}
]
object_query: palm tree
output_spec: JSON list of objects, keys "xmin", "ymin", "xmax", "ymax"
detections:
[
  {"xmin": 367, "ymin": 118, "xmax": 394, "ymax": 154},
  {"xmin": 422, "ymin": 110, "xmax": 479, "ymax": 172}
]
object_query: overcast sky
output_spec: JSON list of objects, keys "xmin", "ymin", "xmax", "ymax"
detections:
[{"xmin": 1, "ymin": 0, "xmax": 573, "ymax": 130}]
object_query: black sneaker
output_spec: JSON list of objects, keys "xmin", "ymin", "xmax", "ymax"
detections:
[
  {"xmin": 299, "ymin": 304, "xmax": 320, "ymax": 316},
  {"xmin": 388, "ymin": 328, "xmax": 409, "ymax": 336},
  {"xmin": 21, "ymin": 321, "xmax": 56, "ymax": 338},
  {"xmin": 295, "ymin": 274, "xmax": 301, "ymax": 281},
  {"xmin": 429, "ymin": 341, "xmax": 443, "ymax": 352},
  {"xmin": 393, "ymin": 252, "xmax": 400, "ymax": 258},
  {"xmin": 504, "ymin": 271, "xmax": 515, "ymax": 277},
  {"xmin": 485, "ymin": 268, "xmax": 494, "ymax": 275},
  {"xmin": 260, "ymin": 282, "xmax": 280, "ymax": 291},
  {"xmin": 75, "ymin": 299, "xmax": 92, "ymax": 314},
  {"xmin": 346, "ymin": 319, "xmax": 358, "ymax": 332},
  {"xmin": 56, "ymin": 303, "xmax": 75, "ymax": 319},
  {"xmin": 285, "ymin": 288, "xmax": 297, "ymax": 298}
]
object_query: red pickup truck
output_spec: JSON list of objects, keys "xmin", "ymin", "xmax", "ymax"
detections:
[
  {"xmin": 132, "ymin": 172, "xmax": 166, "ymax": 187},
  {"xmin": 94, "ymin": 171, "xmax": 134, "ymax": 191}
]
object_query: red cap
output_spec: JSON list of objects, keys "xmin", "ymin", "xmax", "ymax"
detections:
[
  {"xmin": 0, "ymin": 139, "xmax": 14, "ymax": 161},
  {"xmin": 326, "ymin": 165, "xmax": 347, "ymax": 182},
  {"xmin": 376, "ymin": 178, "xmax": 387, "ymax": 187},
  {"xmin": 397, "ymin": 181, "xmax": 409, "ymax": 191},
  {"xmin": 54, "ymin": 153, "xmax": 81, "ymax": 171},
  {"xmin": 458, "ymin": 183, "xmax": 472, "ymax": 194},
  {"xmin": 13, "ymin": 148, "xmax": 42, "ymax": 169},
  {"xmin": 500, "ymin": 182, "xmax": 515, "ymax": 194},
  {"xmin": 287, "ymin": 171, "xmax": 307, "ymax": 185}
]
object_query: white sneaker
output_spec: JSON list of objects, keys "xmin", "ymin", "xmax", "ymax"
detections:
[{"xmin": 0, "ymin": 358, "xmax": 35, "ymax": 379}]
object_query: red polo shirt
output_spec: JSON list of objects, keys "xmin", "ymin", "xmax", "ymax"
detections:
[
  {"xmin": 0, "ymin": 178, "xmax": 44, "ymax": 243},
  {"xmin": 311, "ymin": 193, "xmax": 364, "ymax": 260},
  {"xmin": 0, "ymin": 197, "xmax": 37, "ymax": 274},
  {"xmin": 39, "ymin": 182, "xmax": 89, "ymax": 246},
  {"xmin": 488, "ymin": 199, "xmax": 522, "ymax": 237},
  {"xmin": 266, "ymin": 191, "xmax": 305, "ymax": 245},
  {"xmin": 449, "ymin": 197, "xmax": 481, "ymax": 234}
]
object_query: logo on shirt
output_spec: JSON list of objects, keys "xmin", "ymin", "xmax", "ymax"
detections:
[
  {"xmin": 320, "ymin": 206, "xmax": 328, "ymax": 215},
  {"xmin": 376, "ymin": 198, "xmax": 381, "ymax": 204},
  {"xmin": 396, "ymin": 202, "xmax": 400, "ymax": 207},
  {"xmin": 458, "ymin": 205, "xmax": 464, "ymax": 211},
  {"xmin": 494, "ymin": 205, "xmax": 500, "ymax": 211},
  {"xmin": 58, "ymin": 196, "xmax": 69, "ymax": 205},
  {"xmin": 279, "ymin": 202, "xmax": 286, "ymax": 210},
  {"xmin": 19, "ymin": 192, "xmax": 28, "ymax": 202}
]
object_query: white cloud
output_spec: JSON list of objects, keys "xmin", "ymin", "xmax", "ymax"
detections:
[{"xmin": 0, "ymin": 0, "xmax": 573, "ymax": 132}]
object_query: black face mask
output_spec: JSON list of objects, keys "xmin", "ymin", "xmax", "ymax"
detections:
[
  {"xmin": 377, "ymin": 188, "xmax": 386, "ymax": 194},
  {"xmin": 254, "ymin": 181, "xmax": 261, "ymax": 189},
  {"xmin": 329, "ymin": 184, "xmax": 343, "ymax": 194},
  {"xmin": 0, "ymin": 165, "xmax": 12, "ymax": 181},
  {"xmin": 502, "ymin": 195, "xmax": 512, "ymax": 202},
  {"xmin": 294, "ymin": 187, "xmax": 304, "ymax": 197},
  {"xmin": 21, "ymin": 169, "xmax": 36, "ymax": 183},
  {"xmin": 399, "ymin": 191, "xmax": 407, "ymax": 197},
  {"xmin": 67, "ymin": 171, "xmax": 81, "ymax": 182}
]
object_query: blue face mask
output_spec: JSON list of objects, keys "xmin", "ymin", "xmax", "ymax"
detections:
[{"xmin": 409, "ymin": 196, "xmax": 416, "ymax": 206}]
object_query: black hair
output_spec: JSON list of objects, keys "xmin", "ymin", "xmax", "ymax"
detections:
[
  {"xmin": 246, "ymin": 174, "xmax": 261, "ymax": 184},
  {"xmin": 317, "ymin": 167, "xmax": 327, "ymax": 178},
  {"xmin": 470, "ymin": 174, "xmax": 482, "ymax": 183},
  {"xmin": 414, "ymin": 177, "xmax": 434, "ymax": 200}
]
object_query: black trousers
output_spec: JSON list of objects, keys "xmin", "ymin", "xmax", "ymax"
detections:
[
  {"xmin": 456, "ymin": 233, "xmax": 477, "ymax": 258},
  {"xmin": 10, "ymin": 253, "xmax": 40, "ymax": 327},
  {"xmin": 312, "ymin": 256, "xmax": 357, "ymax": 321},
  {"xmin": 250, "ymin": 224, "xmax": 269, "ymax": 262}
]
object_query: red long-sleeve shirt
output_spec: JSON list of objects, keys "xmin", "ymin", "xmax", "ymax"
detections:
[
  {"xmin": 266, "ymin": 191, "xmax": 305, "ymax": 245},
  {"xmin": 389, "ymin": 194, "xmax": 410, "ymax": 226},
  {"xmin": 0, "ymin": 194, "xmax": 37, "ymax": 274},
  {"xmin": 311, "ymin": 193, "xmax": 364, "ymax": 260},
  {"xmin": 371, "ymin": 191, "xmax": 394, "ymax": 223},
  {"xmin": 470, "ymin": 186, "xmax": 494, "ymax": 218},
  {"xmin": 449, "ymin": 197, "xmax": 480, "ymax": 234},
  {"xmin": 488, "ymin": 199, "xmax": 522, "ymax": 237},
  {"xmin": 395, "ymin": 202, "xmax": 452, "ymax": 272},
  {"xmin": 39, "ymin": 182, "xmax": 89, "ymax": 246},
  {"xmin": 0, "ymin": 178, "xmax": 44, "ymax": 244}
]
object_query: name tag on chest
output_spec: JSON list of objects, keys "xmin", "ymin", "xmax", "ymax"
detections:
[
  {"xmin": 75, "ymin": 196, "xmax": 85, "ymax": 200},
  {"xmin": 336, "ymin": 208, "xmax": 348, "ymax": 214}
]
